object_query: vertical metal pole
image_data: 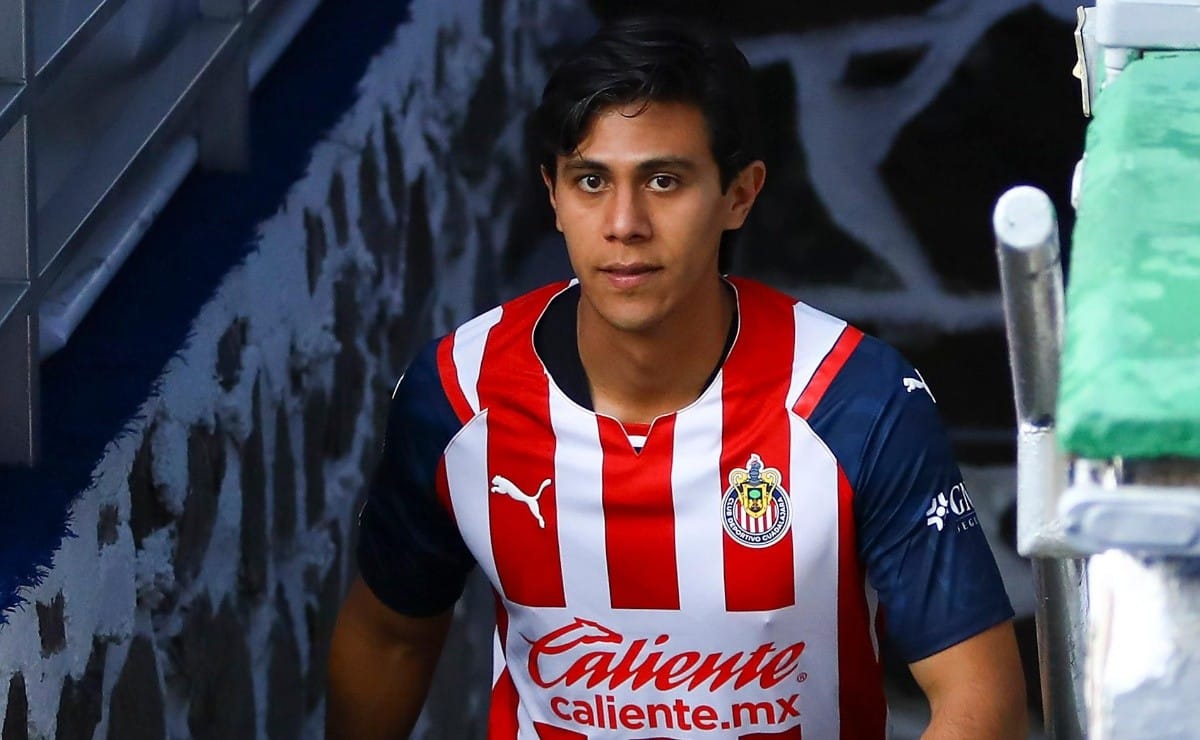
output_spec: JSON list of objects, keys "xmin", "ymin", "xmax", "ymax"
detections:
[
  {"xmin": 994, "ymin": 186, "xmax": 1062, "ymax": 428},
  {"xmin": 0, "ymin": 0, "xmax": 38, "ymax": 465},
  {"xmin": 1033, "ymin": 558, "xmax": 1089, "ymax": 738},
  {"xmin": 994, "ymin": 186, "xmax": 1087, "ymax": 739},
  {"xmin": 0, "ymin": 0, "xmax": 32, "ymax": 281},
  {"xmin": 0, "ymin": 120, "xmax": 39, "ymax": 466},
  {"xmin": 0, "ymin": 311, "xmax": 39, "ymax": 465}
]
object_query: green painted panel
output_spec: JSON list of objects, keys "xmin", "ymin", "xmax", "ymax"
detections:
[{"xmin": 1059, "ymin": 52, "xmax": 1200, "ymax": 459}]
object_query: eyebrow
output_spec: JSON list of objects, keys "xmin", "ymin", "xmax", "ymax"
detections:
[{"xmin": 560, "ymin": 157, "xmax": 698, "ymax": 175}]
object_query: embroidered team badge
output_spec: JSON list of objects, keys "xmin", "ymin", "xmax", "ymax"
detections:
[{"xmin": 722, "ymin": 454, "xmax": 791, "ymax": 548}]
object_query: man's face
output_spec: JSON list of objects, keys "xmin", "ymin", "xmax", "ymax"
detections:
[{"xmin": 543, "ymin": 101, "xmax": 763, "ymax": 336}]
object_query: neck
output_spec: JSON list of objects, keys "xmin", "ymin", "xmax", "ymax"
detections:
[{"xmin": 578, "ymin": 278, "xmax": 734, "ymax": 425}]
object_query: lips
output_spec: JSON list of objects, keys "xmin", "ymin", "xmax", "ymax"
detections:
[{"xmin": 599, "ymin": 263, "xmax": 661, "ymax": 289}]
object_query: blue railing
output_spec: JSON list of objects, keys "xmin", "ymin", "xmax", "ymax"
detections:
[{"xmin": 0, "ymin": 0, "xmax": 321, "ymax": 464}]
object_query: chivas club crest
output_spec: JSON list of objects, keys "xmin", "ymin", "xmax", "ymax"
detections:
[{"xmin": 722, "ymin": 454, "xmax": 791, "ymax": 547}]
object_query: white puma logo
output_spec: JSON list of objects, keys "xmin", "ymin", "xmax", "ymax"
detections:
[
  {"xmin": 490, "ymin": 475, "xmax": 551, "ymax": 529},
  {"xmin": 903, "ymin": 369, "xmax": 936, "ymax": 402}
]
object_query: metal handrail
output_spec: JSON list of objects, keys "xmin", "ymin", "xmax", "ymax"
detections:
[
  {"xmin": 994, "ymin": 186, "xmax": 1088, "ymax": 740},
  {"xmin": 0, "ymin": 0, "xmax": 321, "ymax": 464}
]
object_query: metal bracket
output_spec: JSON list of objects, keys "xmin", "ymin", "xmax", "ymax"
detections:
[
  {"xmin": 1061, "ymin": 483, "xmax": 1200, "ymax": 555},
  {"xmin": 1075, "ymin": 1, "xmax": 1200, "ymax": 114},
  {"xmin": 1074, "ymin": 6, "xmax": 1097, "ymax": 117},
  {"xmin": 1016, "ymin": 424, "xmax": 1080, "ymax": 558},
  {"xmin": 1096, "ymin": 0, "xmax": 1200, "ymax": 50}
]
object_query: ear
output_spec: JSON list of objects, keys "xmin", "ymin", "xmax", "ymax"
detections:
[
  {"xmin": 541, "ymin": 165, "xmax": 563, "ymax": 232},
  {"xmin": 722, "ymin": 160, "xmax": 767, "ymax": 230}
]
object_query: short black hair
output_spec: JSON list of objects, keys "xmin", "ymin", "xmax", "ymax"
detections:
[{"xmin": 532, "ymin": 15, "xmax": 762, "ymax": 192}]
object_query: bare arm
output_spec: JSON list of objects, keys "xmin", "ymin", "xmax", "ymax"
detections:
[
  {"xmin": 910, "ymin": 620, "xmax": 1028, "ymax": 740},
  {"xmin": 326, "ymin": 577, "xmax": 453, "ymax": 740}
]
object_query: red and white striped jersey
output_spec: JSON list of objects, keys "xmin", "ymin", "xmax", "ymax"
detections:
[{"xmin": 358, "ymin": 277, "xmax": 1014, "ymax": 739}]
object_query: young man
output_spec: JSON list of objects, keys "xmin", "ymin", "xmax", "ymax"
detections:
[{"xmin": 328, "ymin": 16, "xmax": 1026, "ymax": 740}]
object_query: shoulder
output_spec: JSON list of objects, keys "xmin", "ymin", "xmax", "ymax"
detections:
[
  {"xmin": 459, "ymin": 282, "xmax": 572, "ymax": 338},
  {"xmin": 728, "ymin": 277, "xmax": 918, "ymax": 410},
  {"xmin": 440, "ymin": 282, "xmax": 571, "ymax": 354},
  {"xmin": 820, "ymin": 332, "xmax": 923, "ymax": 410},
  {"xmin": 793, "ymin": 325, "xmax": 941, "ymax": 491},
  {"xmin": 725, "ymin": 276, "xmax": 922, "ymax": 431},
  {"xmin": 433, "ymin": 282, "xmax": 574, "ymax": 419},
  {"xmin": 804, "ymin": 331, "xmax": 920, "ymax": 439},
  {"xmin": 386, "ymin": 339, "xmax": 461, "ymax": 450}
]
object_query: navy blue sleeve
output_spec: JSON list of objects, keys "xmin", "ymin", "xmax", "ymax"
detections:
[
  {"xmin": 356, "ymin": 339, "xmax": 476, "ymax": 616},
  {"xmin": 808, "ymin": 335, "xmax": 1014, "ymax": 663}
]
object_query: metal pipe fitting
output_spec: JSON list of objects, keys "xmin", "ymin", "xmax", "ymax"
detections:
[{"xmin": 994, "ymin": 186, "xmax": 1064, "ymax": 429}]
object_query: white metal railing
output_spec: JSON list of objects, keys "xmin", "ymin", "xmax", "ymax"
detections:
[
  {"xmin": 0, "ymin": 0, "xmax": 321, "ymax": 465},
  {"xmin": 999, "ymin": 4, "xmax": 1200, "ymax": 737}
]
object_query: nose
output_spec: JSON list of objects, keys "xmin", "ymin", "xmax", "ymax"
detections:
[{"xmin": 603, "ymin": 186, "xmax": 652, "ymax": 244}]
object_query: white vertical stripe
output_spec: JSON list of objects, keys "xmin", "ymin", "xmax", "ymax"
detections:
[
  {"xmin": 452, "ymin": 305, "xmax": 503, "ymax": 413},
  {"xmin": 516, "ymin": 701, "xmax": 538, "ymax": 740},
  {"xmin": 547, "ymin": 385, "xmax": 609, "ymax": 611},
  {"xmin": 784, "ymin": 301, "xmax": 848, "ymax": 411},
  {"xmin": 787, "ymin": 416, "xmax": 842, "ymax": 740},
  {"xmin": 492, "ymin": 627, "xmax": 505, "ymax": 688},
  {"xmin": 786, "ymin": 304, "xmax": 846, "ymax": 739},
  {"xmin": 672, "ymin": 374, "xmax": 726, "ymax": 613},
  {"xmin": 443, "ymin": 413, "xmax": 502, "ymax": 596},
  {"xmin": 866, "ymin": 581, "xmax": 882, "ymax": 660},
  {"xmin": 500, "ymin": 603, "xmax": 543, "ymax": 739}
]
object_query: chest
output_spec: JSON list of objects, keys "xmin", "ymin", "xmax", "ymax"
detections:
[{"xmin": 441, "ymin": 383, "xmax": 847, "ymax": 616}]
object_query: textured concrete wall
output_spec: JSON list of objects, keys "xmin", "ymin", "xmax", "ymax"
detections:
[{"xmin": 0, "ymin": 1, "xmax": 584, "ymax": 736}]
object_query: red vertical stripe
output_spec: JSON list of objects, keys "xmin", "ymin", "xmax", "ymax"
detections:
[
  {"xmin": 436, "ymin": 333, "xmax": 476, "ymax": 423},
  {"xmin": 792, "ymin": 326, "xmax": 863, "ymax": 419},
  {"xmin": 835, "ymin": 467, "xmax": 887, "ymax": 739},
  {"xmin": 489, "ymin": 591, "xmax": 519, "ymax": 739},
  {"xmin": 488, "ymin": 669, "xmax": 521, "ymax": 739},
  {"xmin": 434, "ymin": 458, "xmax": 456, "ymax": 523},
  {"xmin": 599, "ymin": 415, "xmax": 680, "ymax": 610},
  {"xmin": 720, "ymin": 281, "xmax": 796, "ymax": 612},
  {"xmin": 478, "ymin": 287, "xmax": 566, "ymax": 607},
  {"xmin": 534, "ymin": 723, "xmax": 589, "ymax": 739},
  {"xmin": 487, "ymin": 666, "xmax": 520, "ymax": 734},
  {"xmin": 741, "ymin": 728, "xmax": 802, "ymax": 739}
]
